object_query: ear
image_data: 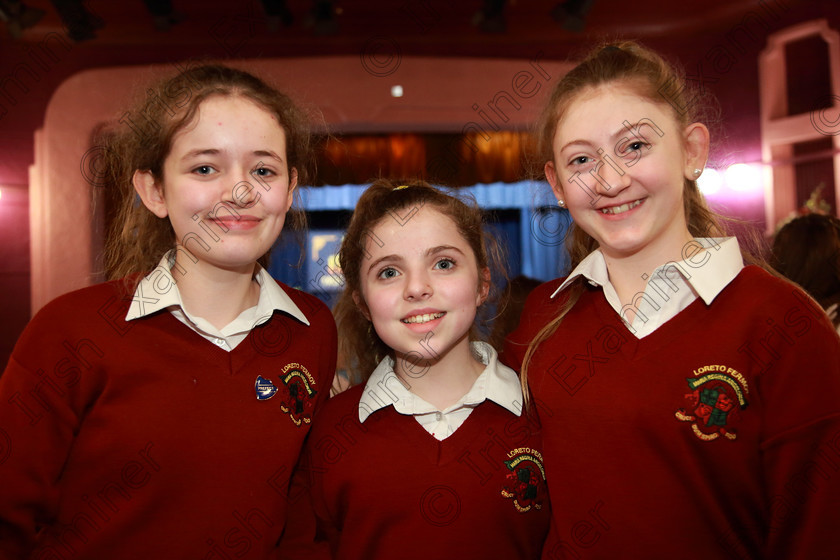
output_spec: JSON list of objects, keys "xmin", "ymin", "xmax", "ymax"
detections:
[
  {"xmin": 476, "ymin": 267, "xmax": 491, "ymax": 306},
  {"xmin": 286, "ymin": 167, "xmax": 298, "ymax": 210},
  {"xmin": 682, "ymin": 123, "xmax": 710, "ymax": 180},
  {"xmin": 352, "ymin": 290, "xmax": 371, "ymax": 321},
  {"xmin": 545, "ymin": 160, "xmax": 565, "ymax": 203},
  {"xmin": 133, "ymin": 170, "xmax": 168, "ymax": 218}
]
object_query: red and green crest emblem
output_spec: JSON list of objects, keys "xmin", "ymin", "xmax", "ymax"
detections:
[
  {"xmin": 279, "ymin": 363, "xmax": 318, "ymax": 426},
  {"xmin": 675, "ymin": 366, "xmax": 749, "ymax": 441},
  {"xmin": 501, "ymin": 447, "xmax": 546, "ymax": 513}
]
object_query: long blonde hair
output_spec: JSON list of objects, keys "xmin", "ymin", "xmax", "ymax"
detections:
[{"xmin": 522, "ymin": 41, "xmax": 739, "ymax": 402}]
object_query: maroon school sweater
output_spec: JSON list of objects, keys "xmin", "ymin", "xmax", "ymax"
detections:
[
  {"xmin": 286, "ymin": 384, "xmax": 551, "ymax": 560},
  {"xmin": 0, "ymin": 279, "xmax": 337, "ymax": 559},
  {"xmin": 503, "ymin": 265, "xmax": 840, "ymax": 560}
]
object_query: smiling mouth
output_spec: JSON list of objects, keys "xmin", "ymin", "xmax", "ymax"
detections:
[
  {"xmin": 401, "ymin": 312, "xmax": 445, "ymax": 324},
  {"xmin": 209, "ymin": 216, "xmax": 261, "ymax": 230},
  {"xmin": 599, "ymin": 199, "xmax": 643, "ymax": 215}
]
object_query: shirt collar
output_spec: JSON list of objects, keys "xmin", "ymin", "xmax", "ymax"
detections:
[
  {"xmin": 358, "ymin": 341, "xmax": 523, "ymax": 422},
  {"xmin": 125, "ymin": 250, "xmax": 309, "ymax": 326},
  {"xmin": 550, "ymin": 237, "xmax": 743, "ymax": 305}
]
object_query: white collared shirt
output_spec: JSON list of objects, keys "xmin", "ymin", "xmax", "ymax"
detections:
[
  {"xmin": 358, "ymin": 341, "xmax": 523, "ymax": 441},
  {"xmin": 125, "ymin": 251, "xmax": 309, "ymax": 351},
  {"xmin": 551, "ymin": 237, "xmax": 744, "ymax": 338}
]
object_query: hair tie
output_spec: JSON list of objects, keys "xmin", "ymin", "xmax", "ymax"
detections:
[
  {"xmin": 393, "ymin": 185, "xmax": 410, "ymax": 191},
  {"xmin": 601, "ymin": 45, "xmax": 622, "ymax": 54}
]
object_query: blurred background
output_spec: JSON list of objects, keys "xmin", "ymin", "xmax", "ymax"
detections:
[{"xmin": 1, "ymin": 0, "xmax": 839, "ymax": 367}]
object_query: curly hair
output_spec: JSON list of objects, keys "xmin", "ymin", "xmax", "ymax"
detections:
[{"xmin": 334, "ymin": 179, "xmax": 506, "ymax": 384}]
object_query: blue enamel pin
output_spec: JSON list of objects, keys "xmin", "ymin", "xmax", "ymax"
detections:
[{"xmin": 255, "ymin": 375, "xmax": 278, "ymax": 400}]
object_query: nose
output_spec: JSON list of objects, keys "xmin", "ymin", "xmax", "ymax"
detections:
[
  {"xmin": 404, "ymin": 269, "xmax": 433, "ymax": 301},
  {"xmin": 591, "ymin": 154, "xmax": 631, "ymax": 197},
  {"xmin": 227, "ymin": 168, "xmax": 262, "ymax": 209}
]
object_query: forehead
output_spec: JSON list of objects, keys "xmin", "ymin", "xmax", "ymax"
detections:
[
  {"xmin": 172, "ymin": 95, "xmax": 286, "ymax": 146},
  {"xmin": 556, "ymin": 85, "xmax": 678, "ymax": 141},
  {"xmin": 363, "ymin": 205, "xmax": 469, "ymax": 259}
]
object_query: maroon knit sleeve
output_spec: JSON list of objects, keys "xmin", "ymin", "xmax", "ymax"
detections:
[
  {"xmin": 753, "ymin": 275, "xmax": 840, "ymax": 559},
  {"xmin": 0, "ymin": 288, "xmax": 110, "ymax": 558},
  {"xmin": 276, "ymin": 445, "xmax": 332, "ymax": 560},
  {"xmin": 277, "ymin": 388, "xmax": 361, "ymax": 559}
]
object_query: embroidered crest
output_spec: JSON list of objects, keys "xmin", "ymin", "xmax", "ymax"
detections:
[
  {"xmin": 501, "ymin": 447, "xmax": 546, "ymax": 513},
  {"xmin": 675, "ymin": 365, "xmax": 749, "ymax": 441},
  {"xmin": 278, "ymin": 363, "xmax": 318, "ymax": 426}
]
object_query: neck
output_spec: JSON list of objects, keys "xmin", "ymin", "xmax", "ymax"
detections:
[
  {"xmin": 602, "ymin": 230, "xmax": 694, "ymax": 307},
  {"xmin": 393, "ymin": 337, "xmax": 485, "ymax": 411},
  {"xmin": 171, "ymin": 250, "xmax": 260, "ymax": 329}
]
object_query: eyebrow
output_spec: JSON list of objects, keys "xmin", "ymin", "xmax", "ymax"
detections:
[
  {"xmin": 180, "ymin": 148, "xmax": 286, "ymax": 162},
  {"xmin": 427, "ymin": 245, "xmax": 464, "ymax": 257},
  {"xmin": 558, "ymin": 138, "xmax": 593, "ymax": 154},
  {"xmin": 181, "ymin": 148, "xmax": 220, "ymax": 160},
  {"xmin": 614, "ymin": 121, "xmax": 650, "ymax": 140},
  {"xmin": 366, "ymin": 254, "xmax": 401, "ymax": 275},
  {"xmin": 558, "ymin": 121, "xmax": 656, "ymax": 154},
  {"xmin": 253, "ymin": 150, "xmax": 285, "ymax": 162},
  {"xmin": 365, "ymin": 245, "xmax": 466, "ymax": 274}
]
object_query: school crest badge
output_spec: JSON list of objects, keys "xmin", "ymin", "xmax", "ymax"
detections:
[
  {"xmin": 675, "ymin": 365, "xmax": 749, "ymax": 441},
  {"xmin": 253, "ymin": 362, "xmax": 318, "ymax": 426},
  {"xmin": 278, "ymin": 363, "xmax": 318, "ymax": 426},
  {"xmin": 501, "ymin": 447, "xmax": 546, "ymax": 513}
]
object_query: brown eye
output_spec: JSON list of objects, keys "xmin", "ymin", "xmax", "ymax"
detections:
[
  {"xmin": 624, "ymin": 141, "xmax": 648, "ymax": 153},
  {"xmin": 252, "ymin": 167, "xmax": 275, "ymax": 177}
]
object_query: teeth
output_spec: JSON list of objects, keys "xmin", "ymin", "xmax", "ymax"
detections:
[
  {"xmin": 600, "ymin": 199, "xmax": 642, "ymax": 215},
  {"xmin": 402, "ymin": 312, "xmax": 445, "ymax": 324}
]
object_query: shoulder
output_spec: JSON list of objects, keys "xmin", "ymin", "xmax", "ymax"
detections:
[
  {"xmin": 38, "ymin": 279, "xmax": 130, "ymax": 311},
  {"xmin": 723, "ymin": 265, "xmax": 839, "ymax": 346},
  {"xmin": 310, "ymin": 385, "xmax": 364, "ymax": 429},
  {"xmin": 732, "ymin": 265, "xmax": 793, "ymax": 291},
  {"xmin": 275, "ymin": 281, "xmax": 336, "ymax": 332},
  {"xmin": 501, "ymin": 277, "xmax": 569, "ymax": 369},
  {"xmin": 521, "ymin": 278, "xmax": 567, "ymax": 315},
  {"xmin": 27, "ymin": 279, "xmax": 134, "ymax": 332},
  {"xmin": 326, "ymin": 384, "xmax": 364, "ymax": 412},
  {"xmin": 10, "ymin": 279, "xmax": 138, "ymax": 366},
  {"xmin": 727, "ymin": 266, "xmax": 824, "ymax": 312},
  {"xmin": 529, "ymin": 278, "xmax": 566, "ymax": 301},
  {"xmin": 517, "ymin": 278, "xmax": 572, "ymax": 331}
]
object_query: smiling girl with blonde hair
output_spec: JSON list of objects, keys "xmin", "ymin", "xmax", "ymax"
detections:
[{"xmin": 504, "ymin": 41, "xmax": 840, "ymax": 559}]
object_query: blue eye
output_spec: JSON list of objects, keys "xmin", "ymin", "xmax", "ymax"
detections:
[
  {"xmin": 434, "ymin": 258, "xmax": 455, "ymax": 270},
  {"xmin": 378, "ymin": 267, "xmax": 399, "ymax": 280}
]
